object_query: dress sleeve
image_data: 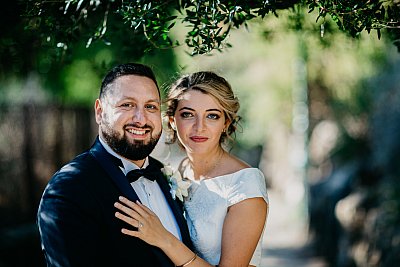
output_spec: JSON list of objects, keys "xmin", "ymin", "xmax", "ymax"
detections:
[{"xmin": 227, "ymin": 168, "xmax": 269, "ymax": 207}]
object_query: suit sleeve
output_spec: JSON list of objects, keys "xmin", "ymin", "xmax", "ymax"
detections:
[{"xmin": 37, "ymin": 167, "xmax": 104, "ymax": 267}]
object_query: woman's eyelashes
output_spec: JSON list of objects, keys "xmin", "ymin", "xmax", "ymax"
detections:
[
  {"xmin": 206, "ymin": 113, "xmax": 220, "ymax": 120},
  {"xmin": 180, "ymin": 111, "xmax": 194, "ymax": 118},
  {"xmin": 179, "ymin": 111, "xmax": 221, "ymax": 120}
]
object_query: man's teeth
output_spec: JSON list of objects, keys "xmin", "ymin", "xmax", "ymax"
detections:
[{"xmin": 127, "ymin": 129, "xmax": 146, "ymax": 135}]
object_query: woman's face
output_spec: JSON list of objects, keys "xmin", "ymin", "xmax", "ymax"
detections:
[{"xmin": 171, "ymin": 90, "xmax": 227, "ymax": 155}]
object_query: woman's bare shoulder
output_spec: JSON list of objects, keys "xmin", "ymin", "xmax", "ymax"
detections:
[{"xmin": 222, "ymin": 154, "xmax": 251, "ymax": 174}]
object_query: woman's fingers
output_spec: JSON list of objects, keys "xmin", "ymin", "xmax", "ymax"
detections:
[
  {"xmin": 118, "ymin": 196, "xmax": 152, "ymax": 218},
  {"xmin": 115, "ymin": 197, "xmax": 168, "ymax": 247},
  {"xmin": 114, "ymin": 201, "xmax": 145, "ymax": 229},
  {"xmin": 136, "ymin": 201, "xmax": 155, "ymax": 214},
  {"xmin": 115, "ymin": 211, "xmax": 141, "ymax": 228},
  {"xmin": 121, "ymin": 228, "xmax": 140, "ymax": 238},
  {"xmin": 114, "ymin": 201, "xmax": 140, "ymax": 218},
  {"xmin": 118, "ymin": 196, "xmax": 137, "ymax": 209}
]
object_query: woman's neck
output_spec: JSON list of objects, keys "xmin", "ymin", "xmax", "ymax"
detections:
[{"xmin": 186, "ymin": 147, "xmax": 225, "ymax": 180}]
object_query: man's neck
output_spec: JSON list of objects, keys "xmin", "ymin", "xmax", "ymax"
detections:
[{"xmin": 98, "ymin": 136, "xmax": 147, "ymax": 169}]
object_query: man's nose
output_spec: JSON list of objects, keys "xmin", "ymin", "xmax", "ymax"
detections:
[{"xmin": 132, "ymin": 107, "xmax": 146, "ymax": 125}]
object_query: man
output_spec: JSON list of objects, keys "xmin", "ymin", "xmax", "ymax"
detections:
[{"xmin": 37, "ymin": 63, "xmax": 192, "ymax": 267}]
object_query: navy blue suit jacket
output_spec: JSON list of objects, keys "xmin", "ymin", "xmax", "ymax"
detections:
[{"xmin": 37, "ymin": 138, "xmax": 192, "ymax": 267}]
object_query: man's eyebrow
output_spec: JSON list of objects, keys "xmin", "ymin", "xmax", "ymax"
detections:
[{"xmin": 121, "ymin": 96, "xmax": 160, "ymax": 104}]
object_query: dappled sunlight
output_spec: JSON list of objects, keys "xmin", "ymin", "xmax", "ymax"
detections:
[{"xmin": 1, "ymin": 2, "xmax": 400, "ymax": 267}]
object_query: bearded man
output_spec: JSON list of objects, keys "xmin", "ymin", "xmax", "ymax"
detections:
[{"xmin": 37, "ymin": 63, "xmax": 192, "ymax": 267}]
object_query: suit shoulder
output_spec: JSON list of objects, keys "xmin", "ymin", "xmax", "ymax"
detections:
[
  {"xmin": 62, "ymin": 150, "xmax": 96, "ymax": 171},
  {"xmin": 49, "ymin": 150, "xmax": 97, "ymax": 185}
]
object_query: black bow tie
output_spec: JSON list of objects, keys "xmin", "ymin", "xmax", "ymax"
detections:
[{"xmin": 126, "ymin": 164, "xmax": 162, "ymax": 183}]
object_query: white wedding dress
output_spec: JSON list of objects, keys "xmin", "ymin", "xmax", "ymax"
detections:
[{"xmin": 183, "ymin": 168, "xmax": 269, "ymax": 266}]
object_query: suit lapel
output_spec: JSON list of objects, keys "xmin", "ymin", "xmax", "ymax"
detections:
[
  {"xmin": 151, "ymin": 159, "xmax": 193, "ymax": 249},
  {"xmin": 89, "ymin": 138, "xmax": 140, "ymax": 202},
  {"xmin": 89, "ymin": 138, "xmax": 186, "ymax": 266}
]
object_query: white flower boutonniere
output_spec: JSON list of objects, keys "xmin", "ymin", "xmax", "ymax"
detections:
[{"xmin": 162, "ymin": 164, "xmax": 191, "ymax": 202}]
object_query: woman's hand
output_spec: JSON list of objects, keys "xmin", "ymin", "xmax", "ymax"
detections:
[{"xmin": 114, "ymin": 196, "xmax": 172, "ymax": 248}]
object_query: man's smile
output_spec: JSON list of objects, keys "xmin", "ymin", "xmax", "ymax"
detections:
[
  {"xmin": 125, "ymin": 126, "xmax": 152, "ymax": 139},
  {"xmin": 126, "ymin": 128, "xmax": 147, "ymax": 135}
]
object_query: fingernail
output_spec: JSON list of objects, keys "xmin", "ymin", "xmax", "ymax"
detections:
[{"xmin": 119, "ymin": 196, "xmax": 125, "ymax": 201}]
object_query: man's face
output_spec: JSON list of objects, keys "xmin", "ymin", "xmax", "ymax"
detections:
[{"xmin": 95, "ymin": 75, "xmax": 162, "ymax": 162}]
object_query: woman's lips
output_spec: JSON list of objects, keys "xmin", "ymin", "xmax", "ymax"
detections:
[{"xmin": 190, "ymin": 136, "xmax": 208, "ymax": 142}]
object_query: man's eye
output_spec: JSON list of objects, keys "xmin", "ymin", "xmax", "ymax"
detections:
[
  {"xmin": 207, "ymin": 114, "xmax": 220, "ymax": 120},
  {"xmin": 180, "ymin": 112, "xmax": 193, "ymax": 118},
  {"xmin": 120, "ymin": 103, "xmax": 134, "ymax": 108},
  {"xmin": 145, "ymin": 104, "xmax": 158, "ymax": 110}
]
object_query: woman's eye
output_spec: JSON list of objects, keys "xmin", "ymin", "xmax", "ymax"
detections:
[
  {"xmin": 180, "ymin": 112, "xmax": 193, "ymax": 118},
  {"xmin": 207, "ymin": 113, "xmax": 220, "ymax": 120}
]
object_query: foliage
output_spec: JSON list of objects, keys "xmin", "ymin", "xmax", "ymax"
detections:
[
  {"xmin": 307, "ymin": 0, "xmax": 400, "ymax": 50},
  {"xmin": 0, "ymin": 1, "xmax": 42, "ymax": 79},
  {"xmin": 0, "ymin": 1, "xmax": 180, "ymax": 106},
  {"xmin": 24, "ymin": 0, "xmax": 400, "ymax": 56}
]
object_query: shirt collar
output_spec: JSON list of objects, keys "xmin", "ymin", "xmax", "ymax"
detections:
[{"xmin": 99, "ymin": 136, "xmax": 149, "ymax": 174}]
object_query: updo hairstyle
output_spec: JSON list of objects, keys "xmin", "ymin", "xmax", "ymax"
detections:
[{"xmin": 165, "ymin": 71, "xmax": 241, "ymax": 144}]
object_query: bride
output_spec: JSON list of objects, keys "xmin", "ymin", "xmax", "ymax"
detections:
[{"xmin": 115, "ymin": 71, "xmax": 269, "ymax": 267}]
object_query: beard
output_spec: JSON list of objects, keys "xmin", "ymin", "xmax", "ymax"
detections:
[{"xmin": 101, "ymin": 123, "xmax": 161, "ymax": 161}]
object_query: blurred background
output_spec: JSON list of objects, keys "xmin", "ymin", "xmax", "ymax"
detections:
[{"xmin": 1, "ymin": 1, "xmax": 400, "ymax": 267}]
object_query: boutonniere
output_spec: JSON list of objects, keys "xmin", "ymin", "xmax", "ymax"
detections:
[{"xmin": 162, "ymin": 164, "xmax": 191, "ymax": 202}]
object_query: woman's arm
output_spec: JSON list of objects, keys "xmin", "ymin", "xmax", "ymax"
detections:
[
  {"xmin": 219, "ymin": 198, "xmax": 268, "ymax": 267},
  {"xmin": 114, "ymin": 196, "xmax": 268, "ymax": 267}
]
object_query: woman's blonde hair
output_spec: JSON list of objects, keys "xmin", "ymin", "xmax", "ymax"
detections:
[{"xmin": 165, "ymin": 71, "xmax": 241, "ymax": 144}]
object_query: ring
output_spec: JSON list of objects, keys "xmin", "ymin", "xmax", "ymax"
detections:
[{"xmin": 138, "ymin": 221, "xmax": 143, "ymax": 229}]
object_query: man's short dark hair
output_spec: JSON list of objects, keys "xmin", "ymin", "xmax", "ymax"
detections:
[{"xmin": 100, "ymin": 63, "xmax": 159, "ymax": 99}]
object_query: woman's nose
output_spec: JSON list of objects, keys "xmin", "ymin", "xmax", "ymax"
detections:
[{"xmin": 193, "ymin": 117, "xmax": 205, "ymax": 131}]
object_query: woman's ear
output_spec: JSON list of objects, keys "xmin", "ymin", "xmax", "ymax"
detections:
[
  {"xmin": 169, "ymin": 117, "xmax": 177, "ymax": 131},
  {"xmin": 223, "ymin": 120, "xmax": 231, "ymax": 133}
]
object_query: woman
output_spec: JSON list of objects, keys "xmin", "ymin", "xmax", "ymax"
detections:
[{"xmin": 115, "ymin": 71, "xmax": 269, "ymax": 267}]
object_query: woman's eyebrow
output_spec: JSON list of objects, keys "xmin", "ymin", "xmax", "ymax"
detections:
[
  {"xmin": 178, "ymin": 107, "xmax": 195, "ymax": 112},
  {"xmin": 178, "ymin": 107, "xmax": 222, "ymax": 112},
  {"xmin": 206, "ymin": 108, "xmax": 222, "ymax": 113}
]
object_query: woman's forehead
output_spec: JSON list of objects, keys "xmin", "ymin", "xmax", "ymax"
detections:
[{"xmin": 177, "ymin": 90, "xmax": 221, "ymax": 109}]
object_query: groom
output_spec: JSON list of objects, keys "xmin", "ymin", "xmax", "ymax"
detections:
[{"xmin": 37, "ymin": 63, "xmax": 192, "ymax": 267}]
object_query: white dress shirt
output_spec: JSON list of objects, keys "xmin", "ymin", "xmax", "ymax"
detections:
[{"xmin": 99, "ymin": 137, "xmax": 182, "ymax": 240}]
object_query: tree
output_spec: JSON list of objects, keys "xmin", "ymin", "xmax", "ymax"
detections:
[
  {"xmin": 0, "ymin": 1, "xmax": 180, "ymax": 105},
  {"xmin": 24, "ymin": 0, "xmax": 400, "ymax": 56}
]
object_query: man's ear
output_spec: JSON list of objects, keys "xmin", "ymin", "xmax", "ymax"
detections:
[{"xmin": 94, "ymin": 99, "xmax": 102, "ymax": 125}]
